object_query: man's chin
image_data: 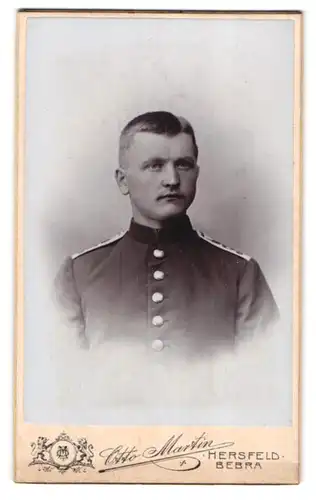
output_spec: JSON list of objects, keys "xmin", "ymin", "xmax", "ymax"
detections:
[{"xmin": 154, "ymin": 205, "xmax": 187, "ymax": 220}]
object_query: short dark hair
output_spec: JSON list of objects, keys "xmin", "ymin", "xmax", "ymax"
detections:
[{"xmin": 119, "ymin": 111, "xmax": 198, "ymax": 167}]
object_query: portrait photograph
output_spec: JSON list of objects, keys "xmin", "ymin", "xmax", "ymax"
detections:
[{"xmin": 14, "ymin": 9, "xmax": 302, "ymax": 484}]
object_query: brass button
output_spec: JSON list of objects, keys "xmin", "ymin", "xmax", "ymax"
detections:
[
  {"xmin": 152, "ymin": 339, "xmax": 164, "ymax": 351},
  {"xmin": 152, "ymin": 315, "xmax": 164, "ymax": 327},
  {"xmin": 152, "ymin": 292, "xmax": 164, "ymax": 303},
  {"xmin": 153, "ymin": 270, "xmax": 164, "ymax": 280},
  {"xmin": 153, "ymin": 249, "xmax": 164, "ymax": 258}
]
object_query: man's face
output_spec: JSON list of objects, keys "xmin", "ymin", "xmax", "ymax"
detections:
[{"xmin": 116, "ymin": 132, "xmax": 199, "ymax": 227}]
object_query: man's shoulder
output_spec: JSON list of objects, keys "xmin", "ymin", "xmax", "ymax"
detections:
[
  {"xmin": 195, "ymin": 230, "xmax": 252, "ymax": 262},
  {"xmin": 54, "ymin": 230, "xmax": 127, "ymax": 302},
  {"xmin": 71, "ymin": 230, "xmax": 127, "ymax": 266}
]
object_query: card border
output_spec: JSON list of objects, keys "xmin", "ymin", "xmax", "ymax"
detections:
[{"xmin": 14, "ymin": 9, "xmax": 303, "ymax": 485}]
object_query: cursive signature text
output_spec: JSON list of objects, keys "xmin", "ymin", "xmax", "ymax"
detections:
[{"xmin": 99, "ymin": 432, "xmax": 234, "ymax": 473}]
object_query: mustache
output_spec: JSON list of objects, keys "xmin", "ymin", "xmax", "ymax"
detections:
[{"xmin": 157, "ymin": 192, "xmax": 185, "ymax": 200}]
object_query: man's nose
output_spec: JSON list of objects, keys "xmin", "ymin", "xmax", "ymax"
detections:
[{"xmin": 162, "ymin": 162, "xmax": 180, "ymax": 187}]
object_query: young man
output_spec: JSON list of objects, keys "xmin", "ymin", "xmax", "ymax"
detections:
[{"xmin": 55, "ymin": 111, "xmax": 279, "ymax": 356}]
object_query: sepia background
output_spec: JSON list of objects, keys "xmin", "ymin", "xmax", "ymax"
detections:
[{"xmin": 23, "ymin": 16, "xmax": 294, "ymax": 425}]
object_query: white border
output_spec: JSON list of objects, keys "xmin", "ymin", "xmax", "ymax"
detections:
[{"xmin": 1, "ymin": 1, "xmax": 314, "ymax": 499}]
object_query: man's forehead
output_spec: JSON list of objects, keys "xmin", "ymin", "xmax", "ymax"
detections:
[{"xmin": 128, "ymin": 131, "xmax": 195, "ymax": 157}]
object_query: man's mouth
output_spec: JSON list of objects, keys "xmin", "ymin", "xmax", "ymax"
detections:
[{"xmin": 157, "ymin": 193, "xmax": 184, "ymax": 200}]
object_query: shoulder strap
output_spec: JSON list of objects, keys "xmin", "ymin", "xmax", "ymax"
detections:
[
  {"xmin": 72, "ymin": 230, "xmax": 127, "ymax": 259},
  {"xmin": 197, "ymin": 230, "xmax": 251, "ymax": 261}
]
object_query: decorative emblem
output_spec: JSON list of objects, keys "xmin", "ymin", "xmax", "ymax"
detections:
[{"xmin": 29, "ymin": 432, "xmax": 94, "ymax": 473}]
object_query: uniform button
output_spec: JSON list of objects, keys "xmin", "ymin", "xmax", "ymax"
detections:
[
  {"xmin": 153, "ymin": 249, "xmax": 164, "ymax": 258},
  {"xmin": 152, "ymin": 315, "xmax": 164, "ymax": 327},
  {"xmin": 152, "ymin": 339, "xmax": 164, "ymax": 351},
  {"xmin": 153, "ymin": 270, "xmax": 164, "ymax": 280},
  {"xmin": 152, "ymin": 292, "xmax": 164, "ymax": 303}
]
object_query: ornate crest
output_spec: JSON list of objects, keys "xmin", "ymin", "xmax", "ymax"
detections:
[{"xmin": 29, "ymin": 432, "xmax": 94, "ymax": 473}]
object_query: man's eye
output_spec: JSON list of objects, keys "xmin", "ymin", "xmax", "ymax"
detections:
[
  {"xmin": 177, "ymin": 162, "xmax": 194, "ymax": 170},
  {"xmin": 148, "ymin": 163, "xmax": 163, "ymax": 171}
]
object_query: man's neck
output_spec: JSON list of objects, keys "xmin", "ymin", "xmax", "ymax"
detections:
[
  {"xmin": 128, "ymin": 214, "xmax": 194, "ymax": 244},
  {"xmin": 131, "ymin": 213, "xmax": 187, "ymax": 230}
]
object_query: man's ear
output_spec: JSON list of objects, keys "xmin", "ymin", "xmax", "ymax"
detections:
[
  {"xmin": 195, "ymin": 164, "xmax": 200, "ymax": 179},
  {"xmin": 115, "ymin": 168, "xmax": 129, "ymax": 195}
]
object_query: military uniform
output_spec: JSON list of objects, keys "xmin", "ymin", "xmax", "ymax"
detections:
[{"xmin": 55, "ymin": 215, "xmax": 279, "ymax": 358}]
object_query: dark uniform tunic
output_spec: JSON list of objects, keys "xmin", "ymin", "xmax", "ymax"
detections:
[{"xmin": 55, "ymin": 215, "xmax": 279, "ymax": 359}]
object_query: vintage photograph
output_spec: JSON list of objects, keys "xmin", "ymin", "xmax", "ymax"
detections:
[{"xmin": 15, "ymin": 10, "xmax": 302, "ymax": 483}]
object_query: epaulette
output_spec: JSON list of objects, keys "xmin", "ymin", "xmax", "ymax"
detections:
[
  {"xmin": 197, "ymin": 230, "xmax": 251, "ymax": 261},
  {"xmin": 72, "ymin": 230, "xmax": 127, "ymax": 259}
]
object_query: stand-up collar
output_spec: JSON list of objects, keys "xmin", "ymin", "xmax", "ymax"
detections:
[{"xmin": 128, "ymin": 215, "xmax": 196, "ymax": 244}]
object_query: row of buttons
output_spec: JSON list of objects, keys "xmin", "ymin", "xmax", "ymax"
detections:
[{"xmin": 152, "ymin": 248, "xmax": 165, "ymax": 350}]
